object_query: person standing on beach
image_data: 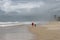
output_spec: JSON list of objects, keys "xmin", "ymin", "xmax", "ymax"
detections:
[
  {"xmin": 32, "ymin": 22, "xmax": 34, "ymax": 26},
  {"xmin": 35, "ymin": 24, "xmax": 36, "ymax": 27}
]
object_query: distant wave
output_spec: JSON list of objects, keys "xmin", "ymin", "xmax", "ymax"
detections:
[
  {"xmin": 0, "ymin": 22, "xmax": 32, "ymax": 27},
  {"xmin": 0, "ymin": 21, "xmax": 48, "ymax": 27},
  {"xmin": 0, "ymin": 22, "xmax": 21, "ymax": 27}
]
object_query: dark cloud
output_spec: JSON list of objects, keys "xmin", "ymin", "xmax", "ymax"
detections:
[
  {"xmin": 11, "ymin": 0, "xmax": 40, "ymax": 2},
  {"xmin": 0, "ymin": 0, "xmax": 60, "ymax": 21}
]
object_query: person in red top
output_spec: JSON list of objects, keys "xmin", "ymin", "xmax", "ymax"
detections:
[{"xmin": 32, "ymin": 22, "xmax": 34, "ymax": 26}]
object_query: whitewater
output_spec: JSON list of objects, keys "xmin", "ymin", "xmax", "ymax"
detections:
[
  {"xmin": 0, "ymin": 22, "xmax": 32, "ymax": 27},
  {"xmin": 0, "ymin": 21, "xmax": 48, "ymax": 27}
]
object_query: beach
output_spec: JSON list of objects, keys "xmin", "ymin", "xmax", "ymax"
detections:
[
  {"xmin": 0, "ymin": 21, "xmax": 60, "ymax": 40},
  {"xmin": 29, "ymin": 21, "xmax": 60, "ymax": 40}
]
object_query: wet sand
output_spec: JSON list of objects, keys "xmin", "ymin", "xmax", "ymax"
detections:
[
  {"xmin": 0, "ymin": 25, "xmax": 35, "ymax": 40},
  {"xmin": 29, "ymin": 22, "xmax": 60, "ymax": 40}
]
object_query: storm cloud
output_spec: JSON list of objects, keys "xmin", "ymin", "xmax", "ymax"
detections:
[{"xmin": 0, "ymin": 0, "xmax": 60, "ymax": 21}]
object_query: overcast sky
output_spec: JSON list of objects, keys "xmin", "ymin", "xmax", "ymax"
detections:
[{"xmin": 0, "ymin": 0, "xmax": 60, "ymax": 21}]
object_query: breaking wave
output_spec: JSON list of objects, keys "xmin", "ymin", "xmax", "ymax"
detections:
[
  {"xmin": 0, "ymin": 21, "xmax": 33, "ymax": 27},
  {"xmin": 0, "ymin": 22, "xmax": 20, "ymax": 27},
  {"xmin": 0, "ymin": 21, "xmax": 48, "ymax": 27}
]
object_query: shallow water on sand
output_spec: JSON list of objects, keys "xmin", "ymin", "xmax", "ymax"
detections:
[{"xmin": 0, "ymin": 25, "xmax": 35, "ymax": 40}]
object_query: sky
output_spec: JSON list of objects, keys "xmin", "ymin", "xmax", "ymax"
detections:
[{"xmin": 0, "ymin": 0, "xmax": 60, "ymax": 22}]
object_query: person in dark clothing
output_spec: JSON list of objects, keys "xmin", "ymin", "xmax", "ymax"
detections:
[{"xmin": 35, "ymin": 24, "xmax": 36, "ymax": 27}]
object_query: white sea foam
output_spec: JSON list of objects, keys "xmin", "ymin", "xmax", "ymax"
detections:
[
  {"xmin": 0, "ymin": 22, "xmax": 21, "ymax": 27},
  {"xmin": 0, "ymin": 21, "xmax": 48, "ymax": 27},
  {"xmin": 0, "ymin": 22, "xmax": 32, "ymax": 27}
]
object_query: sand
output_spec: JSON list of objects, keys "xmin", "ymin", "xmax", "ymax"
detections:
[{"xmin": 29, "ymin": 21, "xmax": 60, "ymax": 40}]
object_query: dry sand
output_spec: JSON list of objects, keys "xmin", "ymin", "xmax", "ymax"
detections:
[{"xmin": 29, "ymin": 21, "xmax": 60, "ymax": 40}]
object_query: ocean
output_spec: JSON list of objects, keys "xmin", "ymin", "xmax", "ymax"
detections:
[{"xmin": 0, "ymin": 21, "xmax": 48, "ymax": 27}]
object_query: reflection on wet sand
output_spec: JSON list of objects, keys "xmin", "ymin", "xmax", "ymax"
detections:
[{"xmin": 0, "ymin": 25, "xmax": 35, "ymax": 40}]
